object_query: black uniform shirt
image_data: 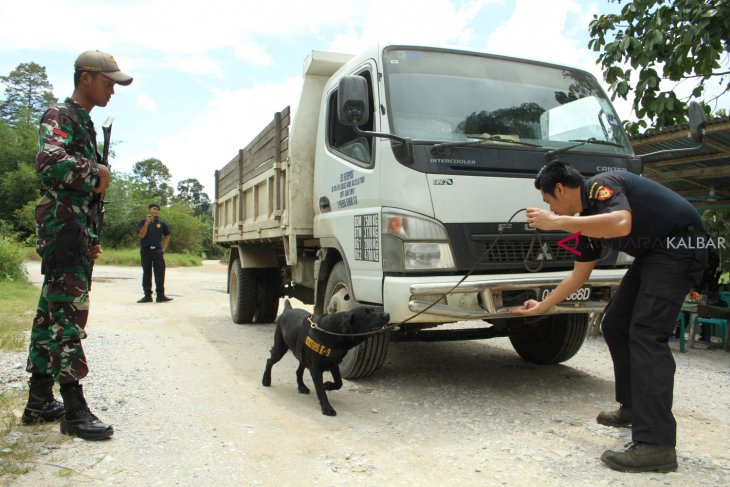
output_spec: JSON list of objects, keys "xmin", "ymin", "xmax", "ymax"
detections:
[
  {"xmin": 575, "ymin": 171, "xmax": 703, "ymax": 261},
  {"xmin": 137, "ymin": 217, "xmax": 170, "ymax": 248}
]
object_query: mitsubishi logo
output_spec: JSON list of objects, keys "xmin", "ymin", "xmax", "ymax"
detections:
[{"xmin": 537, "ymin": 242, "xmax": 553, "ymax": 260}]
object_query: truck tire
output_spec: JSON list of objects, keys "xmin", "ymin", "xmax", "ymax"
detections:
[
  {"xmin": 229, "ymin": 259, "xmax": 256, "ymax": 324},
  {"xmin": 339, "ymin": 332, "xmax": 390, "ymax": 380},
  {"xmin": 323, "ymin": 261, "xmax": 390, "ymax": 379},
  {"xmin": 509, "ymin": 314, "xmax": 589, "ymax": 364},
  {"xmin": 256, "ymin": 268, "xmax": 281, "ymax": 323}
]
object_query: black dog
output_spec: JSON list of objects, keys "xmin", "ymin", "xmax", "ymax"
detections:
[{"xmin": 262, "ymin": 299, "xmax": 390, "ymax": 416}]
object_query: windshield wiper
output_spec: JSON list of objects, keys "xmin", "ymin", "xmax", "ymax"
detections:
[
  {"xmin": 568, "ymin": 138, "xmax": 624, "ymax": 148},
  {"xmin": 431, "ymin": 135, "xmax": 543, "ymax": 152},
  {"xmin": 545, "ymin": 137, "xmax": 625, "ymax": 161}
]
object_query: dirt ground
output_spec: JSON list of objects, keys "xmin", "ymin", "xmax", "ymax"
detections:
[{"xmin": 3, "ymin": 261, "xmax": 729, "ymax": 486}]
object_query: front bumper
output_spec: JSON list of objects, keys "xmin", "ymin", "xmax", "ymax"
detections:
[{"xmin": 382, "ymin": 269, "xmax": 627, "ymax": 323}]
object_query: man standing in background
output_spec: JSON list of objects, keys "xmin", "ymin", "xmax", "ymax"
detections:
[{"xmin": 137, "ymin": 203, "xmax": 172, "ymax": 303}]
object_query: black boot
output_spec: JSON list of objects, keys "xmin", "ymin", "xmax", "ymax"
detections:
[
  {"xmin": 22, "ymin": 376, "xmax": 65, "ymax": 425},
  {"xmin": 59, "ymin": 384, "xmax": 114, "ymax": 441},
  {"xmin": 597, "ymin": 405, "xmax": 632, "ymax": 428},
  {"xmin": 601, "ymin": 441, "xmax": 678, "ymax": 473}
]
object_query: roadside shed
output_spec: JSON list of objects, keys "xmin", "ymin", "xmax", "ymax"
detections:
[{"xmin": 630, "ymin": 116, "xmax": 730, "ymax": 209}]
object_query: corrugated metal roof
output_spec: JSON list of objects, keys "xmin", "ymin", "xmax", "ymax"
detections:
[{"xmin": 630, "ymin": 116, "xmax": 730, "ymax": 208}]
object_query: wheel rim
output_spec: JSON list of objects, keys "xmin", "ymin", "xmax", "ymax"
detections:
[{"xmin": 327, "ymin": 284, "xmax": 352, "ymax": 313}]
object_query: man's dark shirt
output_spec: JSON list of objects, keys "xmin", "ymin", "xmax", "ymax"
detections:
[
  {"xmin": 137, "ymin": 217, "xmax": 170, "ymax": 248},
  {"xmin": 575, "ymin": 171, "xmax": 704, "ymax": 262}
]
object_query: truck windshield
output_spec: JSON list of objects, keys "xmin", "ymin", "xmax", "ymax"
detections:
[{"xmin": 383, "ymin": 47, "xmax": 633, "ymax": 156}]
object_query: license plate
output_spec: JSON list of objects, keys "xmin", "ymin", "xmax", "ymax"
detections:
[{"xmin": 539, "ymin": 286, "xmax": 591, "ymax": 302}]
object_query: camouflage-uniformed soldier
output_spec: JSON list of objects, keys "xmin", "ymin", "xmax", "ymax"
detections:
[{"xmin": 22, "ymin": 50, "xmax": 132, "ymax": 441}]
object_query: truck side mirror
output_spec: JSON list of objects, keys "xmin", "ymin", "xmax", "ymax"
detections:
[
  {"xmin": 637, "ymin": 101, "xmax": 710, "ymax": 161},
  {"xmin": 688, "ymin": 101, "xmax": 708, "ymax": 144},
  {"xmin": 337, "ymin": 76, "xmax": 370, "ymax": 127}
]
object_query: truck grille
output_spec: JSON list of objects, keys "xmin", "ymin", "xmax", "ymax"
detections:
[
  {"xmin": 444, "ymin": 223, "xmax": 576, "ymax": 272},
  {"xmin": 481, "ymin": 238, "xmax": 575, "ymax": 263}
]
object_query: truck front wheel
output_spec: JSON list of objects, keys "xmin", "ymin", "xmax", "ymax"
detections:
[
  {"xmin": 323, "ymin": 261, "xmax": 390, "ymax": 379},
  {"xmin": 508, "ymin": 314, "xmax": 589, "ymax": 364}
]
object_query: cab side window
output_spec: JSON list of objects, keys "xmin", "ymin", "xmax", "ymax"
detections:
[{"xmin": 327, "ymin": 70, "xmax": 375, "ymax": 166}]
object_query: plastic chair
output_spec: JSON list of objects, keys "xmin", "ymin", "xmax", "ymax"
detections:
[{"xmin": 689, "ymin": 304, "xmax": 730, "ymax": 351}]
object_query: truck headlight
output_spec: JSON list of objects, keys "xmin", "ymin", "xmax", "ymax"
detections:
[{"xmin": 382, "ymin": 211, "xmax": 456, "ymax": 272}]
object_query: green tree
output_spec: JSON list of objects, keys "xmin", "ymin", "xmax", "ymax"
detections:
[
  {"xmin": 13, "ymin": 200, "xmax": 37, "ymax": 244},
  {"xmin": 155, "ymin": 203, "xmax": 207, "ymax": 254},
  {"xmin": 0, "ymin": 120, "xmax": 38, "ymax": 234},
  {"xmin": 589, "ymin": 0, "xmax": 730, "ymax": 134},
  {"xmin": 101, "ymin": 172, "xmax": 146, "ymax": 248},
  {"xmin": 131, "ymin": 158, "xmax": 174, "ymax": 205},
  {"xmin": 175, "ymin": 178, "xmax": 211, "ymax": 215},
  {"xmin": 456, "ymin": 102, "xmax": 546, "ymax": 138},
  {"xmin": 0, "ymin": 62, "xmax": 57, "ymax": 128}
]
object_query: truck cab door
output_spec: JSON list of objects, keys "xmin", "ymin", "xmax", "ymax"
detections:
[{"xmin": 314, "ymin": 61, "xmax": 384, "ymax": 305}]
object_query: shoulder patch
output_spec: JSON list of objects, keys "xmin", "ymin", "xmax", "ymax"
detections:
[
  {"xmin": 53, "ymin": 128, "xmax": 68, "ymax": 138},
  {"xmin": 588, "ymin": 181, "xmax": 599, "ymax": 199},
  {"xmin": 595, "ymin": 185, "xmax": 614, "ymax": 201}
]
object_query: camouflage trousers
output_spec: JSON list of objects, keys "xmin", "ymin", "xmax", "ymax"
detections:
[{"xmin": 26, "ymin": 261, "xmax": 91, "ymax": 385}]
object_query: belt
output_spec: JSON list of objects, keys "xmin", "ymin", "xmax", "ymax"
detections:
[{"xmin": 143, "ymin": 246, "xmax": 158, "ymax": 250}]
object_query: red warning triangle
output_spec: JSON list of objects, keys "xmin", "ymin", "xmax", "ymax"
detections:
[{"xmin": 557, "ymin": 231, "xmax": 582, "ymax": 256}]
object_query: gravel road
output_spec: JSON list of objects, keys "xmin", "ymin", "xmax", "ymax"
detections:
[{"xmin": 1, "ymin": 261, "xmax": 729, "ymax": 486}]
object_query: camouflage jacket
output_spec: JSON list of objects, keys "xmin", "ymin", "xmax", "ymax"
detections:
[{"xmin": 35, "ymin": 97, "xmax": 101, "ymax": 256}]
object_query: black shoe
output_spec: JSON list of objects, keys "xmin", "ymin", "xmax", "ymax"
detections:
[
  {"xmin": 597, "ymin": 405, "xmax": 632, "ymax": 428},
  {"xmin": 601, "ymin": 442, "xmax": 677, "ymax": 473},
  {"xmin": 22, "ymin": 377, "xmax": 65, "ymax": 425},
  {"xmin": 137, "ymin": 295, "xmax": 153, "ymax": 303},
  {"xmin": 156, "ymin": 295, "xmax": 173, "ymax": 302},
  {"xmin": 60, "ymin": 384, "xmax": 113, "ymax": 441}
]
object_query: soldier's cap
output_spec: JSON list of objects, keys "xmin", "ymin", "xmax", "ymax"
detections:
[
  {"xmin": 148, "ymin": 203, "xmax": 160, "ymax": 209},
  {"xmin": 74, "ymin": 50, "xmax": 133, "ymax": 86}
]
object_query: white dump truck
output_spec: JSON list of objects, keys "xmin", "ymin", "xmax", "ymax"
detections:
[{"xmin": 213, "ymin": 44, "xmax": 641, "ymax": 378}]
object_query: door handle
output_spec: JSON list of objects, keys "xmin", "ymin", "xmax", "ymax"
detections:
[{"xmin": 319, "ymin": 196, "xmax": 331, "ymax": 213}]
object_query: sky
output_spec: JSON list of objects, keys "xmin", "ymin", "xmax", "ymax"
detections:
[{"xmin": 0, "ymin": 0, "xmax": 726, "ymax": 198}]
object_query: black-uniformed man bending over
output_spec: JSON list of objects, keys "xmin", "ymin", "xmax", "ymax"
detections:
[{"xmin": 512, "ymin": 160, "xmax": 707, "ymax": 473}]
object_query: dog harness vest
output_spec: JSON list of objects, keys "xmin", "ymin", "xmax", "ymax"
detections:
[{"xmin": 304, "ymin": 335, "xmax": 332, "ymax": 357}]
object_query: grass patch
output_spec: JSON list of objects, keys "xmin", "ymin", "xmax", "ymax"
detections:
[
  {"xmin": 0, "ymin": 280, "xmax": 37, "ymax": 353},
  {"xmin": 0, "ymin": 280, "xmax": 38, "ymax": 477},
  {"xmin": 0, "ymin": 390, "xmax": 72, "ymax": 480},
  {"xmin": 26, "ymin": 247, "xmax": 203, "ymax": 267},
  {"xmin": 0, "ymin": 280, "xmax": 71, "ymax": 482},
  {"xmin": 0, "ymin": 390, "xmax": 36, "ymax": 477}
]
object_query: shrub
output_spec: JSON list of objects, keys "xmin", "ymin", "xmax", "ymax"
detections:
[{"xmin": 0, "ymin": 236, "xmax": 27, "ymax": 281}]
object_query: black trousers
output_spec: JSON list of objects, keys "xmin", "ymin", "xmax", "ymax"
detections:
[
  {"xmin": 140, "ymin": 247, "xmax": 166, "ymax": 296},
  {"xmin": 601, "ymin": 247, "xmax": 705, "ymax": 446}
]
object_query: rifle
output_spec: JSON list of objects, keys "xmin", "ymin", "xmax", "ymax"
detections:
[
  {"xmin": 94, "ymin": 115, "xmax": 114, "ymax": 243},
  {"xmin": 87, "ymin": 116, "xmax": 113, "ymax": 287}
]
